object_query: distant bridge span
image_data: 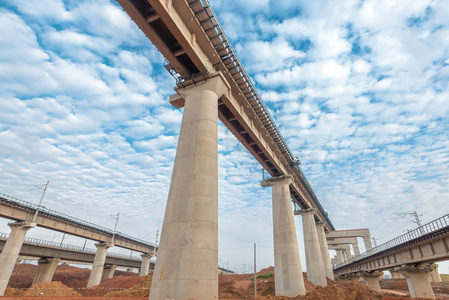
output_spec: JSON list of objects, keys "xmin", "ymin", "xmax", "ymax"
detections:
[
  {"xmin": 334, "ymin": 214, "xmax": 449, "ymax": 275},
  {"xmin": 0, "ymin": 193, "xmax": 156, "ymax": 254}
]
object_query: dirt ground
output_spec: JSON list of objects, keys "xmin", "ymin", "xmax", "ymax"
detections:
[{"xmin": 3, "ymin": 264, "xmax": 449, "ymax": 299}]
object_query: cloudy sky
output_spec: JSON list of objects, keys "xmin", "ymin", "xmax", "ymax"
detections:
[{"xmin": 1, "ymin": 0, "xmax": 449, "ymax": 274}]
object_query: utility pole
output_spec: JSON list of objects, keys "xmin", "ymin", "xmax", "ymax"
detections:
[
  {"xmin": 392, "ymin": 211, "xmax": 424, "ymax": 234},
  {"xmin": 111, "ymin": 213, "xmax": 120, "ymax": 244},
  {"xmin": 254, "ymin": 242, "xmax": 257, "ymax": 299},
  {"xmin": 154, "ymin": 229, "xmax": 159, "ymax": 256},
  {"xmin": 32, "ymin": 180, "xmax": 49, "ymax": 222}
]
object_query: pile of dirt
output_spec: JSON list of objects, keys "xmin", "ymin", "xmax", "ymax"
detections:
[
  {"xmin": 104, "ymin": 274, "xmax": 152, "ymax": 297},
  {"xmin": 23, "ymin": 281, "xmax": 80, "ymax": 297},
  {"xmin": 7, "ymin": 263, "xmax": 38, "ymax": 288},
  {"xmin": 380, "ymin": 279, "xmax": 409, "ymax": 291},
  {"xmin": 294, "ymin": 281, "xmax": 380, "ymax": 300},
  {"xmin": 7, "ymin": 263, "xmax": 138, "ymax": 293},
  {"xmin": 79, "ymin": 275, "xmax": 147, "ymax": 297}
]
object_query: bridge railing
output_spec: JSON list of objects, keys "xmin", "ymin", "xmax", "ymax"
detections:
[
  {"xmin": 334, "ymin": 213, "xmax": 449, "ymax": 269},
  {"xmin": 183, "ymin": 0, "xmax": 334, "ymax": 229},
  {"xmin": 0, "ymin": 232, "xmax": 143, "ymax": 260},
  {"xmin": 0, "ymin": 193, "xmax": 155, "ymax": 249}
]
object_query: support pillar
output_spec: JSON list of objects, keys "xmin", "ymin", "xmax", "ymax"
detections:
[
  {"xmin": 101, "ymin": 264, "xmax": 117, "ymax": 280},
  {"xmin": 360, "ymin": 271, "xmax": 383, "ymax": 292},
  {"xmin": 343, "ymin": 244, "xmax": 352, "ymax": 259},
  {"xmin": 261, "ymin": 175, "xmax": 305, "ymax": 297},
  {"xmin": 32, "ymin": 258, "xmax": 61, "ymax": 285},
  {"xmin": 149, "ymin": 73, "xmax": 230, "ymax": 300},
  {"xmin": 352, "ymin": 243, "xmax": 360, "ymax": 256},
  {"xmin": 397, "ymin": 264, "xmax": 436, "ymax": 299},
  {"xmin": 295, "ymin": 209, "xmax": 327, "ymax": 286},
  {"xmin": 0, "ymin": 221, "xmax": 36, "ymax": 296},
  {"xmin": 429, "ymin": 263, "xmax": 441, "ymax": 283},
  {"xmin": 316, "ymin": 222, "xmax": 333, "ymax": 280},
  {"xmin": 363, "ymin": 236, "xmax": 373, "ymax": 251},
  {"xmin": 87, "ymin": 242, "xmax": 112, "ymax": 288},
  {"xmin": 139, "ymin": 253, "xmax": 151, "ymax": 276},
  {"xmin": 335, "ymin": 249, "xmax": 344, "ymax": 264}
]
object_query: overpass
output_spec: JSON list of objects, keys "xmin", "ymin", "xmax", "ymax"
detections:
[
  {"xmin": 0, "ymin": 232, "xmax": 153, "ymax": 286},
  {"xmin": 0, "ymin": 193, "xmax": 155, "ymax": 253},
  {"xmin": 0, "ymin": 192, "xmax": 157, "ymax": 295},
  {"xmin": 333, "ymin": 214, "xmax": 449, "ymax": 299},
  {"xmin": 115, "ymin": 0, "xmax": 336, "ymax": 298}
]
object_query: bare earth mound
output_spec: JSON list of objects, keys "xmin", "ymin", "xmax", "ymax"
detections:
[{"xmin": 23, "ymin": 281, "xmax": 81, "ymax": 297}]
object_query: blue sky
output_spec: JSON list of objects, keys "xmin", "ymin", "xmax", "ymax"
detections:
[{"xmin": 1, "ymin": 0, "xmax": 449, "ymax": 274}]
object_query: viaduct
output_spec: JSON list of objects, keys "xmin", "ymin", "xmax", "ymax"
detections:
[{"xmin": 0, "ymin": 0, "xmax": 446, "ymax": 299}]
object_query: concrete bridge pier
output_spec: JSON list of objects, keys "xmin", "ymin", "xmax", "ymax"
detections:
[
  {"xmin": 32, "ymin": 257, "xmax": 61, "ymax": 285},
  {"xmin": 101, "ymin": 264, "xmax": 117, "ymax": 280},
  {"xmin": 360, "ymin": 271, "xmax": 383, "ymax": 292},
  {"xmin": 0, "ymin": 220, "xmax": 36, "ymax": 295},
  {"xmin": 296, "ymin": 209, "xmax": 327, "ymax": 286},
  {"xmin": 316, "ymin": 221, "xmax": 334, "ymax": 280},
  {"xmin": 335, "ymin": 249, "xmax": 344, "ymax": 264},
  {"xmin": 149, "ymin": 73, "xmax": 230, "ymax": 300},
  {"xmin": 261, "ymin": 175, "xmax": 305, "ymax": 297},
  {"xmin": 397, "ymin": 264, "xmax": 436, "ymax": 299},
  {"xmin": 139, "ymin": 253, "xmax": 151, "ymax": 276},
  {"xmin": 342, "ymin": 244, "xmax": 352, "ymax": 260},
  {"xmin": 352, "ymin": 243, "xmax": 360, "ymax": 256},
  {"xmin": 363, "ymin": 236, "xmax": 373, "ymax": 251},
  {"xmin": 87, "ymin": 242, "xmax": 113, "ymax": 288},
  {"xmin": 429, "ymin": 264, "xmax": 441, "ymax": 282}
]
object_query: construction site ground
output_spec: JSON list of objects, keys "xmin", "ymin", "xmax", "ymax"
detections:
[{"xmin": 1, "ymin": 264, "xmax": 449, "ymax": 299}]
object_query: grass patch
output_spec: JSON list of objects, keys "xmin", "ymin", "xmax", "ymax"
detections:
[{"xmin": 250, "ymin": 272, "xmax": 274, "ymax": 281}]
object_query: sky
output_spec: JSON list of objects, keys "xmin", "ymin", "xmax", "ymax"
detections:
[{"xmin": 0, "ymin": 0, "xmax": 449, "ymax": 274}]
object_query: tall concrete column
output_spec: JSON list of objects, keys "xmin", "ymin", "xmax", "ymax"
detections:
[
  {"xmin": 261, "ymin": 175, "xmax": 305, "ymax": 297},
  {"xmin": 397, "ymin": 264, "xmax": 436, "ymax": 299},
  {"xmin": 139, "ymin": 253, "xmax": 151, "ymax": 276},
  {"xmin": 343, "ymin": 245, "xmax": 352, "ymax": 259},
  {"xmin": 429, "ymin": 264, "xmax": 441, "ymax": 283},
  {"xmin": 296, "ymin": 209, "xmax": 327, "ymax": 286},
  {"xmin": 149, "ymin": 74, "xmax": 230, "ymax": 300},
  {"xmin": 363, "ymin": 236, "xmax": 373, "ymax": 251},
  {"xmin": 360, "ymin": 271, "xmax": 383, "ymax": 292},
  {"xmin": 335, "ymin": 249, "xmax": 344, "ymax": 264},
  {"xmin": 32, "ymin": 258, "xmax": 61, "ymax": 285},
  {"xmin": 0, "ymin": 221, "xmax": 36, "ymax": 296},
  {"xmin": 352, "ymin": 243, "xmax": 360, "ymax": 256},
  {"xmin": 87, "ymin": 242, "xmax": 112, "ymax": 288},
  {"xmin": 101, "ymin": 264, "xmax": 117, "ymax": 280},
  {"xmin": 316, "ymin": 222, "xmax": 333, "ymax": 280}
]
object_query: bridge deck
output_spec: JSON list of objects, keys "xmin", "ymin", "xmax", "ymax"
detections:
[{"xmin": 333, "ymin": 214, "xmax": 449, "ymax": 275}]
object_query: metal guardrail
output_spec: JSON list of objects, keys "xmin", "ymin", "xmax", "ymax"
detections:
[
  {"xmin": 0, "ymin": 193, "xmax": 155, "ymax": 249},
  {"xmin": 0, "ymin": 232, "xmax": 143, "ymax": 260},
  {"xmin": 180, "ymin": 0, "xmax": 334, "ymax": 229},
  {"xmin": 334, "ymin": 213, "xmax": 449, "ymax": 269}
]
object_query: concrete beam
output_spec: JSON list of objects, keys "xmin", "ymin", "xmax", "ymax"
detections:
[
  {"xmin": 149, "ymin": 74, "xmax": 230, "ymax": 300},
  {"xmin": 296, "ymin": 209, "xmax": 326, "ymax": 287},
  {"xmin": 139, "ymin": 253, "xmax": 151, "ymax": 276},
  {"xmin": 360, "ymin": 271, "xmax": 383, "ymax": 292},
  {"xmin": 397, "ymin": 264, "xmax": 436, "ymax": 299},
  {"xmin": 316, "ymin": 221, "xmax": 333, "ymax": 279},
  {"xmin": 101, "ymin": 264, "xmax": 117, "ymax": 280},
  {"xmin": 261, "ymin": 175, "xmax": 305, "ymax": 297},
  {"xmin": 0, "ymin": 221, "xmax": 36, "ymax": 296},
  {"xmin": 32, "ymin": 257, "xmax": 60, "ymax": 285},
  {"xmin": 87, "ymin": 242, "xmax": 112, "ymax": 288}
]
